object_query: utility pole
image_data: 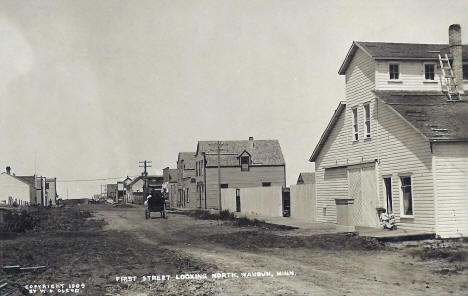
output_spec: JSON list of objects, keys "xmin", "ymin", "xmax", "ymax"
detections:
[
  {"xmin": 139, "ymin": 160, "xmax": 152, "ymax": 202},
  {"xmin": 208, "ymin": 141, "xmax": 225, "ymax": 211}
]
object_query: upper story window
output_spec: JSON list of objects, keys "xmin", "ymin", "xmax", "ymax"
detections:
[
  {"xmin": 240, "ymin": 156, "xmax": 250, "ymax": 171},
  {"xmin": 364, "ymin": 103, "xmax": 371, "ymax": 138},
  {"xmin": 389, "ymin": 63, "xmax": 399, "ymax": 80},
  {"xmin": 352, "ymin": 107, "xmax": 359, "ymax": 141},
  {"xmin": 195, "ymin": 162, "xmax": 199, "ymax": 176},
  {"xmin": 424, "ymin": 64, "xmax": 435, "ymax": 80},
  {"xmin": 463, "ymin": 64, "xmax": 468, "ymax": 80}
]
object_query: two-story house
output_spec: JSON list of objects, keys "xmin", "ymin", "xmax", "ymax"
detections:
[
  {"xmin": 194, "ymin": 137, "xmax": 286, "ymax": 209},
  {"xmin": 309, "ymin": 24, "xmax": 468, "ymax": 238},
  {"xmin": 177, "ymin": 152, "xmax": 197, "ymax": 208}
]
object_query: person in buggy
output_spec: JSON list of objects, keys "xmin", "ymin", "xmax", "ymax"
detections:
[{"xmin": 145, "ymin": 190, "xmax": 167, "ymax": 219}]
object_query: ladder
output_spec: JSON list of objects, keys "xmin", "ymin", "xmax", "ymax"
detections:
[{"xmin": 438, "ymin": 53, "xmax": 461, "ymax": 100}]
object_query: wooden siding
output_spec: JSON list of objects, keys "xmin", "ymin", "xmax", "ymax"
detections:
[
  {"xmin": 315, "ymin": 108, "xmax": 349, "ymax": 223},
  {"xmin": 0, "ymin": 174, "xmax": 31, "ymax": 205},
  {"xmin": 204, "ymin": 166, "xmax": 285, "ymax": 209},
  {"xmin": 433, "ymin": 142, "xmax": 468, "ymax": 238},
  {"xmin": 315, "ymin": 48, "xmax": 376, "ymax": 223},
  {"xmin": 314, "ymin": 48, "xmax": 437, "ymax": 232},
  {"xmin": 290, "ymin": 184, "xmax": 316, "ymax": 222},
  {"xmin": 376, "ymin": 101, "xmax": 435, "ymax": 232},
  {"xmin": 375, "ymin": 61, "xmax": 442, "ymax": 91}
]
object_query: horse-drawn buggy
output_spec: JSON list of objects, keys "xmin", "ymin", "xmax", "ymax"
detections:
[{"xmin": 145, "ymin": 189, "xmax": 167, "ymax": 219}]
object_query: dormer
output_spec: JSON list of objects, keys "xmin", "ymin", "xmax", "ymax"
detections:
[{"xmin": 237, "ymin": 150, "xmax": 251, "ymax": 171}]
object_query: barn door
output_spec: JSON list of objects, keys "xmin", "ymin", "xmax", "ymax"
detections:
[{"xmin": 348, "ymin": 166, "xmax": 379, "ymax": 227}]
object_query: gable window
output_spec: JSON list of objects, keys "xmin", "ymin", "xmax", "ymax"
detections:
[
  {"xmin": 400, "ymin": 176, "xmax": 413, "ymax": 217},
  {"xmin": 352, "ymin": 107, "xmax": 359, "ymax": 141},
  {"xmin": 262, "ymin": 182, "xmax": 271, "ymax": 187},
  {"xmin": 424, "ymin": 64, "xmax": 435, "ymax": 80},
  {"xmin": 463, "ymin": 64, "xmax": 468, "ymax": 80},
  {"xmin": 364, "ymin": 103, "xmax": 371, "ymax": 138},
  {"xmin": 389, "ymin": 64, "xmax": 399, "ymax": 80},
  {"xmin": 240, "ymin": 156, "xmax": 250, "ymax": 171}
]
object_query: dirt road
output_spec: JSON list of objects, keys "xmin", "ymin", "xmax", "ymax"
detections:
[{"xmin": 95, "ymin": 206, "xmax": 468, "ymax": 296}]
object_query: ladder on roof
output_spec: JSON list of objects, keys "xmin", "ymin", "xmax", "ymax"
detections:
[{"xmin": 438, "ymin": 53, "xmax": 461, "ymax": 100}]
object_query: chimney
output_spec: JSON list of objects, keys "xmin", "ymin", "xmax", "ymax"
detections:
[
  {"xmin": 449, "ymin": 24, "xmax": 464, "ymax": 93},
  {"xmin": 6, "ymin": 166, "xmax": 11, "ymax": 175},
  {"xmin": 248, "ymin": 136, "xmax": 254, "ymax": 148}
]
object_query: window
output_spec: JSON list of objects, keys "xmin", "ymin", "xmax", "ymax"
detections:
[
  {"xmin": 186, "ymin": 188, "xmax": 189, "ymax": 203},
  {"xmin": 389, "ymin": 64, "xmax": 399, "ymax": 80},
  {"xmin": 240, "ymin": 156, "xmax": 250, "ymax": 171},
  {"xmin": 384, "ymin": 177, "xmax": 393, "ymax": 214},
  {"xmin": 364, "ymin": 104, "xmax": 371, "ymax": 138},
  {"xmin": 352, "ymin": 107, "xmax": 359, "ymax": 141},
  {"xmin": 220, "ymin": 184, "xmax": 229, "ymax": 188},
  {"xmin": 262, "ymin": 182, "xmax": 271, "ymax": 187},
  {"xmin": 196, "ymin": 162, "xmax": 199, "ymax": 176},
  {"xmin": 400, "ymin": 176, "xmax": 413, "ymax": 217},
  {"xmin": 463, "ymin": 64, "xmax": 468, "ymax": 80},
  {"xmin": 424, "ymin": 64, "xmax": 435, "ymax": 80},
  {"xmin": 191, "ymin": 178, "xmax": 196, "ymax": 183}
]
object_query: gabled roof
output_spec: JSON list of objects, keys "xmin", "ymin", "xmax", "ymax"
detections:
[
  {"xmin": 297, "ymin": 172, "xmax": 315, "ymax": 185},
  {"xmin": 197, "ymin": 139, "xmax": 285, "ymax": 167},
  {"xmin": 309, "ymin": 102, "xmax": 346, "ymax": 162},
  {"xmin": 15, "ymin": 175, "xmax": 36, "ymax": 186},
  {"xmin": 126, "ymin": 175, "xmax": 163, "ymax": 188},
  {"xmin": 376, "ymin": 90, "xmax": 468, "ymax": 142},
  {"xmin": 1, "ymin": 173, "xmax": 35, "ymax": 187},
  {"xmin": 338, "ymin": 41, "xmax": 468, "ymax": 75},
  {"xmin": 177, "ymin": 152, "xmax": 196, "ymax": 170}
]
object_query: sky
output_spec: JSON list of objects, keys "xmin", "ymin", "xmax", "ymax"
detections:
[{"xmin": 1, "ymin": 0, "xmax": 468, "ymax": 198}]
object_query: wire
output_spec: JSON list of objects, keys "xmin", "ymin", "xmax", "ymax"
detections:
[{"xmin": 57, "ymin": 176, "xmax": 138, "ymax": 183}]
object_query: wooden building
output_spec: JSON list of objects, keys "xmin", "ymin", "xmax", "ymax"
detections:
[
  {"xmin": 309, "ymin": 24, "xmax": 468, "ymax": 238},
  {"xmin": 176, "ymin": 152, "xmax": 197, "ymax": 208},
  {"xmin": 194, "ymin": 137, "xmax": 286, "ymax": 209},
  {"xmin": 163, "ymin": 167, "xmax": 178, "ymax": 208}
]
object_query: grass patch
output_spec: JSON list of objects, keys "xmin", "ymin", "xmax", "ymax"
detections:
[
  {"xmin": 0, "ymin": 206, "xmax": 104, "ymax": 233},
  {"xmin": 181, "ymin": 209, "xmax": 296, "ymax": 230},
  {"xmin": 202, "ymin": 231, "xmax": 386, "ymax": 251}
]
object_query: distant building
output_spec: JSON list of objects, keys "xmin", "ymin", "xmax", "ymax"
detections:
[
  {"xmin": 125, "ymin": 175, "xmax": 163, "ymax": 204},
  {"xmin": 163, "ymin": 167, "xmax": 178, "ymax": 208},
  {"xmin": 106, "ymin": 184, "xmax": 118, "ymax": 201},
  {"xmin": 297, "ymin": 173, "xmax": 315, "ymax": 185},
  {"xmin": 194, "ymin": 137, "xmax": 286, "ymax": 209},
  {"xmin": 0, "ymin": 166, "xmax": 54, "ymax": 206},
  {"xmin": 45, "ymin": 178, "xmax": 57, "ymax": 206},
  {"xmin": 176, "ymin": 152, "xmax": 197, "ymax": 208}
]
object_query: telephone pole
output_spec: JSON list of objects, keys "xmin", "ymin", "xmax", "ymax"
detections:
[{"xmin": 139, "ymin": 160, "xmax": 152, "ymax": 201}]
